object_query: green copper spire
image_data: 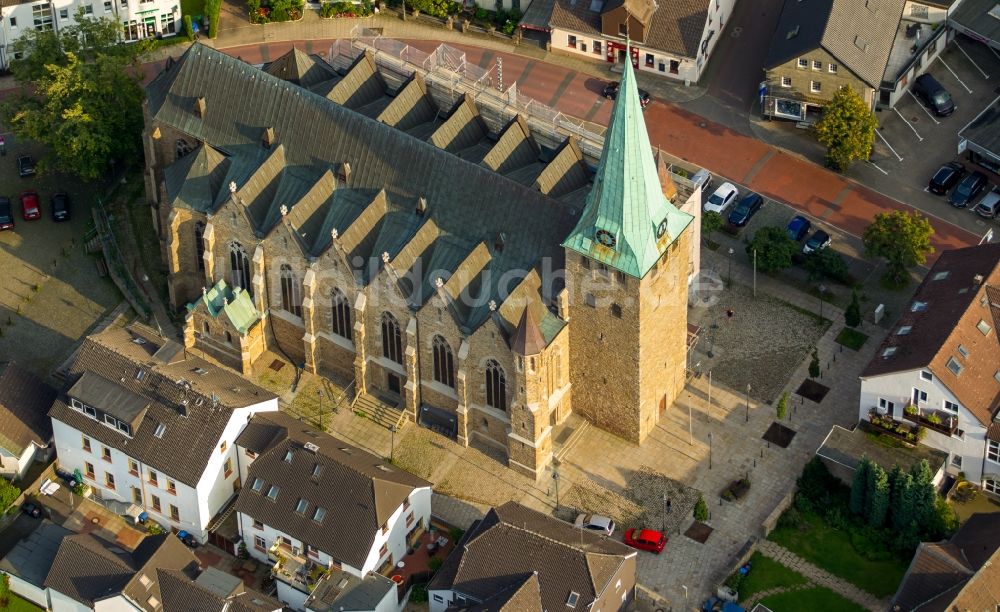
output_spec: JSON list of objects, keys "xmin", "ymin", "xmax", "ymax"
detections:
[{"xmin": 562, "ymin": 53, "xmax": 693, "ymax": 279}]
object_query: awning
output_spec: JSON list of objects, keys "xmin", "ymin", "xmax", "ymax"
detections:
[{"xmin": 418, "ymin": 404, "xmax": 457, "ymax": 440}]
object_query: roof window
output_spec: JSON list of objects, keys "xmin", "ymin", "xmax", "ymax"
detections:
[
  {"xmin": 136, "ymin": 369, "xmax": 147, "ymax": 381},
  {"xmin": 154, "ymin": 423, "xmax": 166, "ymax": 438},
  {"xmin": 977, "ymin": 319, "xmax": 992, "ymax": 336},
  {"xmin": 193, "ymin": 367, "xmax": 208, "ymax": 375},
  {"xmin": 567, "ymin": 592, "xmax": 580, "ymax": 608},
  {"xmin": 313, "ymin": 507, "xmax": 326, "ymax": 523},
  {"xmin": 311, "ymin": 463, "xmax": 323, "ymax": 478},
  {"xmin": 882, "ymin": 347, "xmax": 897, "ymax": 358},
  {"xmin": 854, "ymin": 35, "xmax": 868, "ymax": 51},
  {"xmin": 897, "ymin": 326, "xmax": 912, "ymax": 335},
  {"xmin": 295, "ymin": 498, "xmax": 307, "ymax": 514},
  {"xmin": 933, "ymin": 271, "xmax": 950, "ymax": 281},
  {"xmin": 251, "ymin": 478, "xmax": 263, "ymax": 492},
  {"xmin": 957, "ymin": 344, "xmax": 969, "ymax": 358},
  {"xmin": 786, "ymin": 25, "xmax": 799, "ymax": 39},
  {"xmin": 284, "ymin": 450, "xmax": 293, "ymax": 463},
  {"xmin": 946, "ymin": 357, "xmax": 963, "ymax": 376},
  {"xmin": 911, "ymin": 301, "xmax": 927, "ymax": 312},
  {"xmin": 266, "ymin": 485, "xmax": 279, "ymax": 500}
]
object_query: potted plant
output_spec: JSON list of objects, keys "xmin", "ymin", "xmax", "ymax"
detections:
[
  {"xmin": 904, "ymin": 405, "xmax": 918, "ymax": 416},
  {"xmin": 927, "ymin": 412, "xmax": 942, "ymax": 425}
]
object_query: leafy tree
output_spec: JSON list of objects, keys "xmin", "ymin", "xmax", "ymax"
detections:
[
  {"xmin": 184, "ymin": 15, "xmax": 194, "ymax": 40},
  {"xmin": 925, "ymin": 497, "xmax": 959, "ymax": 540},
  {"xmin": 812, "ymin": 86, "xmax": 878, "ymax": 172},
  {"xmin": 808, "ymin": 348, "xmax": 820, "ymax": 379},
  {"xmin": 865, "ymin": 462, "xmax": 890, "ymax": 528},
  {"xmin": 776, "ymin": 392, "xmax": 788, "ymax": 420},
  {"xmin": 746, "ymin": 226, "xmax": 797, "ymax": 273},
  {"xmin": 804, "ymin": 247, "xmax": 851, "ymax": 284},
  {"xmin": 0, "ymin": 478, "xmax": 19, "ymax": 513},
  {"xmin": 845, "ymin": 290, "xmax": 861, "ymax": 328},
  {"xmin": 702, "ymin": 211, "xmax": 723, "ymax": 242},
  {"xmin": 694, "ymin": 494, "xmax": 709, "ymax": 521},
  {"xmin": 863, "ymin": 210, "xmax": 935, "ymax": 288},
  {"xmin": 850, "ymin": 456, "xmax": 871, "ymax": 516}
]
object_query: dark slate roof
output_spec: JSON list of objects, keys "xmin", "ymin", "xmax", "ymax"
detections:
[
  {"xmin": 456, "ymin": 573, "xmax": 542, "ymax": 611},
  {"xmin": 233, "ymin": 412, "xmax": 431, "ymax": 569},
  {"xmin": 163, "ymin": 144, "xmax": 231, "ymax": 214},
  {"xmin": 146, "ymin": 44, "xmax": 579, "ymax": 335},
  {"xmin": 43, "ymin": 533, "xmax": 197, "ymax": 607},
  {"xmin": 0, "ymin": 361, "xmax": 56, "ymax": 455},
  {"xmin": 429, "ymin": 501, "xmax": 635, "ymax": 611},
  {"xmin": 959, "ymin": 95, "xmax": 1000, "ymax": 156},
  {"xmin": 548, "ymin": 0, "xmax": 708, "ymax": 57},
  {"xmin": 158, "ymin": 567, "xmax": 282, "ymax": 612},
  {"xmin": 48, "ymin": 324, "xmax": 277, "ymax": 487},
  {"xmin": 262, "ymin": 48, "xmax": 339, "ymax": 89},
  {"xmin": 861, "ymin": 243, "xmax": 1000, "ymax": 426},
  {"xmin": 949, "ymin": 512, "xmax": 1000, "ymax": 570},
  {"xmin": 0, "ymin": 520, "xmax": 72, "ymax": 588},
  {"xmin": 951, "ymin": 0, "xmax": 1000, "ymax": 48},
  {"xmin": 68, "ymin": 370, "xmax": 150, "ymax": 424},
  {"xmin": 765, "ymin": 0, "xmax": 905, "ymax": 88},
  {"xmin": 511, "ymin": 307, "xmax": 545, "ymax": 355},
  {"xmin": 890, "ymin": 541, "xmax": 973, "ymax": 612},
  {"xmin": 303, "ymin": 569, "xmax": 396, "ymax": 612}
]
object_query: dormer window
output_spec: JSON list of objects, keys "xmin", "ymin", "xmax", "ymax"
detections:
[
  {"xmin": 311, "ymin": 463, "xmax": 322, "ymax": 478},
  {"xmin": 313, "ymin": 507, "xmax": 326, "ymax": 523},
  {"xmin": 295, "ymin": 498, "xmax": 307, "ymax": 514},
  {"xmin": 957, "ymin": 345, "xmax": 969, "ymax": 358}
]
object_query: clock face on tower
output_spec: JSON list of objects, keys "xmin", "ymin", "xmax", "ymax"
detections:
[
  {"xmin": 595, "ymin": 229, "xmax": 616, "ymax": 248},
  {"xmin": 656, "ymin": 219, "xmax": 669, "ymax": 239}
]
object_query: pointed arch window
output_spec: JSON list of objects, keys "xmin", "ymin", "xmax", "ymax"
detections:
[
  {"xmin": 432, "ymin": 336, "xmax": 455, "ymax": 388},
  {"xmin": 485, "ymin": 359, "xmax": 507, "ymax": 411},
  {"xmin": 331, "ymin": 289, "xmax": 352, "ymax": 340},
  {"xmin": 381, "ymin": 312, "xmax": 402, "ymax": 364},
  {"xmin": 229, "ymin": 242, "xmax": 252, "ymax": 297},
  {"xmin": 194, "ymin": 221, "xmax": 206, "ymax": 271},
  {"xmin": 279, "ymin": 264, "xmax": 302, "ymax": 317}
]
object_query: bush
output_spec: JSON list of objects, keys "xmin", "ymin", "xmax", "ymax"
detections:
[
  {"xmin": 183, "ymin": 14, "xmax": 194, "ymax": 39},
  {"xmin": 428, "ymin": 557, "xmax": 443, "ymax": 572},
  {"xmin": 724, "ymin": 571, "xmax": 746, "ymax": 595},
  {"xmin": 904, "ymin": 404, "xmax": 918, "ymax": 416},
  {"xmin": 926, "ymin": 412, "xmax": 942, "ymax": 425},
  {"xmin": 410, "ymin": 583, "xmax": 428, "ymax": 603},
  {"xmin": 205, "ymin": 0, "xmax": 221, "ymax": 37},
  {"xmin": 747, "ymin": 226, "xmax": 798, "ymax": 273},
  {"xmin": 845, "ymin": 290, "xmax": 861, "ymax": 327},
  {"xmin": 320, "ymin": 1, "xmax": 374, "ymax": 17},
  {"xmin": 777, "ymin": 505, "xmax": 807, "ymax": 531},
  {"xmin": 804, "ymin": 248, "xmax": 852, "ymax": 284},
  {"xmin": 449, "ymin": 527, "xmax": 464, "ymax": 542},
  {"xmin": 408, "ymin": 0, "xmax": 460, "ymax": 18},
  {"xmin": 694, "ymin": 494, "xmax": 708, "ymax": 521},
  {"xmin": 808, "ymin": 348, "xmax": 820, "ymax": 379},
  {"xmin": 776, "ymin": 392, "xmax": 788, "ymax": 420},
  {"xmin": 0, "ymin": 478, "xmax": 20, "ymax": 514}
]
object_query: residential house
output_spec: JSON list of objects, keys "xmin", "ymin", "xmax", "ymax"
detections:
[
  {"xmin": 857, "ymin": 243, "xmax": 1000, "ymax": 493},
  {"xmin": 0, "ymin": 0, "xmax": 181, "ymax": 70},
  {"xmin": 763, "ymin": 0, "xmax": 905, "ymax": 121},
  {"xmin": 877, "ymin": 1, "xmax": 958, "ymax": 110},
  {"xmin": 0, "ymin": 520, "xmax": 73, "ymax": 608},
  {"xmin": 545, "ymin": 0, "xmax": 736, "ymax": 83},
  {"xmin": 0, "ymin": 361, "xmax": 57, "ymax": 480},
  {"xmin": 427, "ymin": 501, "xmax": 637, "ymax": 611},
  {"xmin": 303, "ymin": 569, "xmax": 399, "ymax": 612},
  {"xmin": 48, "ymin": 323, "xmax": 279, "ymax": 542},
  {"xmin": 233, "ymin": 411, "xmax": 432, "ymax": 610},
  {"xmin": 889, "ymin": 512, "xmax": 1000, "ymax": 611},
  {"xmin": 156, "ymin": 565, "xmax": 283, "ymax": 612}
]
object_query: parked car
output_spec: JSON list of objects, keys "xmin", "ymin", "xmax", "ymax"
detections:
[
  {"xmin": 623, "ymin": 527, "xmax": 667, "ymax": 553},
  {"xmin": 51, "ymin": 192, "xmax": 71, "ymax": 222},
  {"xmin": 948, "ymin": 172, "xmax": 988, "ymax": 208},
  {"xmin": 575, "ymin": 513, "xmax": 615, "ymax": 536},
  {"xmin": 20, "ymin": 190, "xmax": 41, "ymax": 221},
  {"xmin": 928, "ymin": 162, "xmax": 966, "ymax": 195},
  {"xmin": 975, "ymin": 188, "xmax": 1000, "ymax": 219},
  {"xmin": 727, "ymin": 192, "xmax": 763, "ymax": 227},
  {"xmin": 602, "ymin": 81, "xmax": 651, "ymax": 109},
  {"xmin": 786, "ymin": 215, "xmax": 812, "ymax": 241},
  {"xmin": 802, "ymin": 229, "xmax": 831, "ymax": 254},
  {"xmin": 176, "ymin": 530, "xmax": 199, "ymax": 548},
  {"xmin": 0, "ymin": 197, "xmax": 14, "ymax": 231},
  {"xmin": 22, "ymin": 501, "xmax": 43, "ymax": 518},
  {"xmin": 705, "ymin": 182, "xmax": 739, "ymax": 213},
  {"xmin": 913, "ymin": 73, "xmax": 955, "ymax": 117},
  {"xmin": 17, "ymin": 155, "xmax": 36, "ymax": 177}
]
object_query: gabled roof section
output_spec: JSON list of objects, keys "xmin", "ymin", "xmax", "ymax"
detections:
[
  {"xmin": 235, "ymin": 144, "xmax": 287, "ymax": 233},
  {"xmin": 549, "ymin": 0, "xmax": 708, "ymax": 57},
  {"xmin": 284, "ymin": 168, "xmax": 337, "ymax": 255},
  {"xmin": 535, "ymin": 137, "xmax": 590, "ymax": 198},
  {"xmin": 324, "ymin": 50, "xmax": 387, "ymax": 109},
  {"xmin": 481, "ymin": 116, "xmax": 540, "ymax": 175},
  {"xmin": 234, "ymin": 412, "xmax": 430, "ymax": 569},
  {"xmin": 511, "ymin": 306, "xmax": 545, "ymax": 355},
  {"xmin": 163, "ymin": 145, "xmax": 231, "ymax": 214},
  {"xmin": 377, "ymin": 72, "xmax": 439, "ymax": 132},
  {"xmin": 187, "ymin": 279, "xmax": 261, "ymax": 334},
  {"xmin": 263, "ymin": 48, "xmax": 339, "ymax": 89},
  {"xmin": 428, "ymin": 94, "xmax": 488, "ymax": 153},
  {"xmin": 0, "ymin": 361, "xmax": 56, "ymax": 455},
  {"xmin": 862, "ymin": 243, "xmax": 1000, "ymax": 425},
  {"xmin": 158, "ymin": 567, "xmax": 282, "ymax": 612},
  {"xmin": 563, "ymin": 56, "xmax": 692, "ymax": 279}
]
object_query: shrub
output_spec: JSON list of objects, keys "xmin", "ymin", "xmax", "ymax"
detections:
[
  {"xmin": 805, "ymin": 248, "xmax": 851, "ymax": 284},
  {"xmin": 724, "ymin": 571, "xmax": 745, "ymax": 594},
  {"xmin": 777, "ymin": 505, "xmax": 807, "ymax": 531},
  {"xmin": 146, "ymin": 522, "xmax": 165, "ymax": 535},
  {"xmin": 904, "ymin": 404, "xmax": 918, "ymax": 415},
  {"xmin": 746, "ymin": 226, "xmax": 798, "ymax": 273},
  {"xmin": 845, "ymin": 290, "xmax": 861, "ymax": 327},
  {"xmin": 428, "ymin": 557, "xmax": 443, "ymax": 572},
  {"xmin": 694, "ymin": 494, "xmax": 708, "ymax": 521},
  {"xmin": 926, "ymin": 412, "xmax": 942, "ymax": 425},
  {"xmin": 183, "ymin": 14, "xmax": 194, "ymax": 39},
  {"xmin": 410, "ymin": 584, "xmax": 428, "ymax": 603},
  {"xmin": 808, "ymin": 348, "xmax": 820, "ymax": 379},
  {"xmin": 0, "ymin": 478, "xmax": 19, "ymax": 514},
  {"xmin": 449, "ymin": 527, "xmax": 464, "ymax": 542},
  {"xmin": 0, "ymin": 573, "xmax": 9, "ymax": 608},
  {"xmin": 776, "ymin": 392, "xmax": 788, "ymax": 420},
  {"xmin": 205, "ymin": 0, "xmax": 221, "ymax": 37}
]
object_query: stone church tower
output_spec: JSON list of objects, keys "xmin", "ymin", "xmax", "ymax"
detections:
[{"xmin": 563, "ymin": 57, "xmax": 694, "ymax": 444}]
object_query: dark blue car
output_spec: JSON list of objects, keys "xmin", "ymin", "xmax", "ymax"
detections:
[
  {"xmin": 727, "ymin": 193, "xmax": 763, "ymax": 227},
  {"xmin": 786, "ymin": 215, "xmax": 811, "ymax": 241}
]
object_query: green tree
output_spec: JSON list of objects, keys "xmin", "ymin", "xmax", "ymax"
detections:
[
  {"xmin": 0, "ymin": 478, "xmax": 19, "ymax": 513},
  {"xmin": 693, "ymin": 494, "xmax": 709, "ymax": 521},
  {"xmin": 776, "ymin": 392, "xmax": 788, "ymax": 420},
  {"xmin": 702, "ymin": 211, "xmax": 723, "ymax": 242},
  {"xmin": 863, "ymin": 210, "xmax": 935, "ymax": 288},
  {"xmin": 865, "ymin": 462, "xmax": 890, "ymax": 528},
  {"xmin": 888, "ymin": 465, "xmax": 916, "ymax": 531},
  {"xmin": 850, "ymin": 456, "xmax": 871, "ymax": 516},
  {"xmin": 845, "ymin": 290, "xmax": 861, "ymax": 328},
  {"xmin": 812, "ymin": 86, "xmax": 878, "ymax": 172},
  {"xmin": 746, "ymin": 226, "xmax": 797, "ymax": 273},
  {"xmin": 804, "ymin": 248, "xmax": 851, "ymax": 284},
  {"xmin": 910, "ymin": 460, "xmax": 937, "ymax": 531},
  {"xmin": 808, "ymin": 348, "xmax": 820, "ymax": 379}
]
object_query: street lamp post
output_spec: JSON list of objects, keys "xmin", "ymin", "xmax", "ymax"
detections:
[
  {"xmin": 553, "ymin": 469, "xmax": 560, "ymax": 510},
  {"xmin": 745, "ymin": 384, "xmax": 752, "ymax": 423},
  {"xmin": 707, "ymin": 370, "xmax": 713, "ymax": 418},
  {"xmin": 709, "ymin": 432, "xmax": 713, "ymax": 469},
  {"xmin": 317, "ymin": 389, "xmax": 324, "ymax": 431},
  {"xmin": 818, "ymin": 284, "xmax": 827, "ymax": 320},
  {"xmin": 662, "ymin": 494, "xmax": 667, "ymax": 533},
  {"xmin": 389, "ymin": 425, "xmax": 397, "ymax": 462},
  {"xmin": 727, "ymin": 247, "xmax": 734, "ymax": 286},
  {"xmin": 688, "ymin": 394, "xmax": 693, "ymax": 446}
]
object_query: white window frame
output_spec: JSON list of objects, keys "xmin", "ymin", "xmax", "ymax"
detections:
[
  {"xmin": 797, "ymin": 58, "xmax": 808, "ymax": 69},
  {"xmin": 920, "ymin": 370, "xmax": 932, "ymax": 381},
  {"xmin": 810, "ymin": 81, "xmax": 821, "ymax": 93},
  {"xmin": 985, "ymin": 479, "xmax": 999, "ymax": 494},
  {"xmin": 912, "ymin": 388, "xmax": 927, "ymax": 406},
  {"xmin": 812, "ymin": 60, "xmax": 822, "ymax": 70},
  {"xmin": 828, "ymin": 63, "xmax": 838, "ymax": 74},
  {"xmin": 878, "ymin": 398, "xmax": 895, "ymax": 414},
  {"xmin": 781, "ymin": 76, "xmax": 792, "ymax": 88},
  {"xmin": 943, "ymin": 400, "xmax": 959, "ymax": 414},
  {"xmin": 988, "ymin": 440, "xmax": 999, "ymax": 464}
]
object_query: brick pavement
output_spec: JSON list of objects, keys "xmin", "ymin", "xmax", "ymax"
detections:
[{"xmin": 757, "ymin": 540, "xmax": 885, "ymax": 611}]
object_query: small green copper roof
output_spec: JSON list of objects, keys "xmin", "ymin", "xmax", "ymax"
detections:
[
  {"xmin": 187, "ymin": 279, "xmax": 260, "ymax": 335},
  {"xmin": 562, "ymin": 55, "xmax": 693, "ymax": 279}
]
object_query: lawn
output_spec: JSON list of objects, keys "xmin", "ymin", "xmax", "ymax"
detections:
[
  {"xmin": 0, "ymin": 593, "xmax": 43, "ymax": 611},
  {"xmin": 769, "ymin": 511, "xmax": 908, "ymax": 598},
  {"xmin": 835, "ymin": 327, "xmax": 869, "ymax": 350},
  {"xmin": 758, "ymin": 586, "xmax": 867, "ymax": 612},
  {"xmin": 733, "ymin": 552, "xmax": 809, "ymax": 601}
]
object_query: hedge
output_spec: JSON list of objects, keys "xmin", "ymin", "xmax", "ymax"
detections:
[{"xmin": 205, "ymin": 0, "xmax": 221, "ymax": 37}]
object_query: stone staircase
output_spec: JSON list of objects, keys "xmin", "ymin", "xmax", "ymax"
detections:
[{"xmin": 352, "ymin": 393, "xmax": 406, "ymax": 430}]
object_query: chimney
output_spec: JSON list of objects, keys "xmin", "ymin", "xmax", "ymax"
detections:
[
  {"xmin": 193, "ymin": 97, "xmax": 206, "ymax": 118},
  {"xmin": 416, "ymin": 197, "xmax": 428, "ymax": 217},
  {"xmin": 339, "ymin": 162, "xmax": 351, "ymax": 184},
  {"xmin": 973, "ymin": 274, "xmax": 984, "ymax": 286},
  {"xmin": 262, "ymin": 127, "xmax": 275, "ymax": 149}
]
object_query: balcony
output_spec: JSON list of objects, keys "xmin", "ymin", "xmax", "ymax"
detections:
[
  {"xmin": 269, "ymin": 542, "xmax": 329, "ymax": 593},
  {"xmin": 903, "ymin": 406, "xmax": 958, "ymax": 437}
]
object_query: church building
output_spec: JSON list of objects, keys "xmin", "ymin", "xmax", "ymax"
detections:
[{"xmin": 142, "ymin": 42, "xmax": 697, "ymax": 480}]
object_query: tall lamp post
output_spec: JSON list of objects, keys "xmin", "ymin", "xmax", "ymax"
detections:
[
  {"xmin": 818, "ymin": 283, "xmax": 827, "ymax": 321},
  {"xmin": 709, "ymin": 432, "xmax": 713, "ymax": 469},
  {"xmin": 662, "ymin": 494, "xmax": 667, "ymax": 533},
  {"xmin": 553, "ymin": 469, "xmax": 560, "ymax": 510},
  {"xmin": 389, "ymin": 425, "xmax": 397, "ymax": 462},
  {"xmin": 745, "ymin": 383, "xmax": 752, "ymax": 423},
  {"xmin": 727, "ymin": 247, "xmax": 734, "ymax": 286},
  {"xmin": 317, "ymin": 389, "xmax": 324, "ymax": 431}
]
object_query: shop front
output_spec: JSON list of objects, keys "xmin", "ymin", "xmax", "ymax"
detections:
[{"xmin": 605, "ymin": 40, "xmax": 639, "ymax": 68}]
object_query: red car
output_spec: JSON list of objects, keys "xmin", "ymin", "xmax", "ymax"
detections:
[
  {"xmin": 623, "ymin": 528, "xmax": 667, "ymax": 554},
  {"xmin": 20, "ymin": 191, "xmax": 41, "ymax": 221}
]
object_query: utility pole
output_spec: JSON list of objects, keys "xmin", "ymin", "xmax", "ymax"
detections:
[
  {"xmin": 709, "ymin": 432, "xmax": 713, "ymax": 469},
  {"xmin": 688, "ymin": 394, "xmax": 693, "ymax": 446},
  {"xmin": 727, "ymin": 247, "xmax": 734, "ymax": 286},
  {"xmin": 317, "ymin": 389, "xmax": 324, "ymax": 431},
  {"xmin": 389, "ymin": 425, "xmax": 397, "ymax": 462},
  {"xmin": 707, "ymin": 370, "xmax": 713, "ymax": 419},
  {"xmin": 818, "ymin": 284, "xmax": 827, "ymax": 321}
]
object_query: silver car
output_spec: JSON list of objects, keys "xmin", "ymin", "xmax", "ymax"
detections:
[
  {"xmin": 575, "ymin": 513, "xmax": 616, "ymax": 536},
  {"xmin": 974, "ymin": 188, "xmax": 1000, "ymax": 219}
]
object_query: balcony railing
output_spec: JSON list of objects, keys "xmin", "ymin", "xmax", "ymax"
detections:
[
  {"xmin": 269, "ymin": 542, "xmax": 328, "ymax": 593},
  {"xmin": 902, "ymin": 407, "xmax": 958, "ymax": 436}
]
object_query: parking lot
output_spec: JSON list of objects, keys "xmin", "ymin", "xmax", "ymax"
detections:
[{"xmin": 857, "ymin": 34, "xmax": 1000, "ymax": 239}]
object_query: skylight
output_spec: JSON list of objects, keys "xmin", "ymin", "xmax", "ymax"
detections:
[
  {"xmin": 567, "ymin": 592, "xmax": 580, "ymax": 608},
  {"xmin": 313, "ymin": 507, "xmax": 326, "ymax": 523},
  {"xmin": 251, "ymin": 478, "xmax": 263, "ymax": 492},
  {"xmin": 897, "ymin": 326, "xmax": 912, "ymax": 335},
  {"xmin": 957, "ymin": 345, "xmax": 969, "ymax": 358},
  {"xmin": 882, "ymin": 347, "xmax": 897, "ymax": 358},
  {"xmin": 911, "ymin": 301, "xmax": 927, "ymax": 312},
  {"xmin": 312, "ymin": 463, "xmax": 323, "ymax": 478},
  {"xmin": 946, "ymin": 357, "xmax": 963, "ymax": 376},
  {"xmin": 154, "ymin": 423, "xmax": 166, "ymax": 438},
  {"xmin": 295, "ymin": 498, "xmax": 307, "ymax": 514},
  {"xmin": 932, "ymin": 271, "xmax": 949, "ymax": 281},
  {"xmin": 267, "ymin": 485, "xmax": 279, "ymax": 500},
  {"xmin": 284, "ymin": 450, "xmax": 293, "ymax": 463},
  {"xmin": 977, "ymin": 319, "xmax": 992, "ymax": 336}
]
